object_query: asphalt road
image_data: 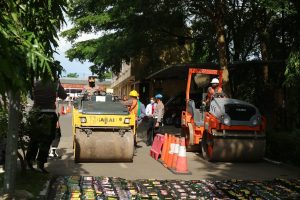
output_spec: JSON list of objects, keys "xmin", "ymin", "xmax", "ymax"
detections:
[{"xmin": 45, "ymin": 114, "xmax": 300, "ymax": 180}]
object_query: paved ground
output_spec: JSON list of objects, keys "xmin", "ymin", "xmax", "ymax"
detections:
[{"xmin": 45, "ymin": 114, "xmax": 300, "ymax": 180}]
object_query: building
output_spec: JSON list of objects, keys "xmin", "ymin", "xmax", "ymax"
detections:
[
  {"xmin": 111, "ymin": 62, "xmax": 220, "ymax": 104},
  {"xmin": 111, "ymin": 61, "xmax": 135, "ymax": 99},
  {"xmin": 60, "ymin": 77, "xmax": 112, "ymax": 98}
]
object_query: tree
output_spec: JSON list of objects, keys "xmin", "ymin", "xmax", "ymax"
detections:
[
  {"xmin": 63, "ymin": 0, "xmax": 299, "ymax": 100},
  {"xmin": 67, "ymin": 73, "xmax": 79, "ymax": 78},
  {"xmin": 0, "ymin": 0, "xmax": 66, "ymax": 196},
  {"xmin": 62, "ymin": 0, "xmax": 191, "ymax": 78}
]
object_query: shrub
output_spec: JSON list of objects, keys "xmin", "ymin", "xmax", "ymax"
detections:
[{"xmin": 266, "ymin": 129, "xmax": 300, "ymax": 165}]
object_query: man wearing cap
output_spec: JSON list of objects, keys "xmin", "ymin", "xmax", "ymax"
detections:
[
  {"xmin": 203, "ymin": 78, "xmax": 223, "ymax": 106},
  {"xmin": 82, "ymin": 76, "xmax": 99, "ymax": 97},
  {"xmin": 147, "ymin": 94, "xmax": 164, "ymax": 146}
]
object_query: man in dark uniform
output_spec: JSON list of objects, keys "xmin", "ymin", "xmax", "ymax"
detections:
[
  {"xmin": 25, "ymin": 72, "xmax": 67, "ymax": 173},
  {"xmin": 82, "ymin": 75, "xmax": 99, "ymax": 97},
  {"xmin": 147, "ymin": 94, "xmax": 164, "ymax": 146}
]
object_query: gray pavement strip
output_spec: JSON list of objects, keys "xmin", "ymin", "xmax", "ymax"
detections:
[{"xmin": 42, "ymin": 114, "xmax": 300, "ymax": 181}]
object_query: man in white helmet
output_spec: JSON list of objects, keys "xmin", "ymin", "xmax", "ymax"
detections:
[{"xmin": 203, "ymin": 78, "xmax": 223, "ymax": 106}]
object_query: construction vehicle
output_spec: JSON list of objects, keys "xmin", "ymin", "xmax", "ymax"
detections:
[
  {"xmin": 72, "ymin": 93, "xmax": 136, "ymax": 162},
  {"xmin": 181, "ymin": 68, "xmax": 266, "ymax": 161}
]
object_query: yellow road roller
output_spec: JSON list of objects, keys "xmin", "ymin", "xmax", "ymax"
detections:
[{"xmin": 72, "ymin": 94, "xmax": 135, "ymax": 162}]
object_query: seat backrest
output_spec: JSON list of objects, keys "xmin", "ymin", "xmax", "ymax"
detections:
[
  {"xmin": 187, "ymin": 99, "xmax": 204, "ymax": 126},
  {"xmin": 187, "ymin": 100, "xmax": 196, "ymax": 115}
]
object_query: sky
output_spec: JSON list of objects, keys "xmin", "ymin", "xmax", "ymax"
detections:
[{"xmin": 53, "ymin": 18, "xmax": 99, "ymax": 78}]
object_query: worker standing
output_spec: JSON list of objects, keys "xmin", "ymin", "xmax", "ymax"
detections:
[
  {"xmin": 25, "ymin": 72, "xmax": 67, "ymax": 173},
  {"xmin": 125, "ymin": 90, "xmax": 140, "ymax": 147},
  {"xmin": 203, "ymin": 78, "xmax": 223, "ymax": 106},
  {"xmin": 145, "ymin": 97, "xmax": 156, "ymax": 146},
  {"xmin": 137, "ymin": 98, "xmax": 146, "ymax": 127},
  {"xmin": 147, "ymin": 94, "xmax": 164, "ymax": 146}
]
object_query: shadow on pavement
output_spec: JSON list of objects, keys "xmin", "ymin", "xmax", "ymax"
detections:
[{"xmin": 45, "ymin": 115, "xmax": 300, "ymax": 180}]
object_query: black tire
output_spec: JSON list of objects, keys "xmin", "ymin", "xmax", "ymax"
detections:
[
  {"xmin": 74, "ymin": 138, "xmax": 80, "ymax": 163},
  {"xmin": 181, "ymin": 125, "xmax": 201, "ymax": 152}
]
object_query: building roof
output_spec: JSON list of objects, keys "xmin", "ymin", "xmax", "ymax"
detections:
[
  {"xmin": 60, "ymin": 77, "xmax": 112, "ymax": 85},
  {"xmin": 146, "ymin": 63, "xmax": 219, "ymax": 80},
  {"xmin": 145, "ymin": 61, "xmax": 284, "ymax": 80}
]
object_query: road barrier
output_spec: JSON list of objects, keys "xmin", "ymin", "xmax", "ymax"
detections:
[{"xmin": 150, "ymin": 134, "xmax": 165, "ymax": 160}]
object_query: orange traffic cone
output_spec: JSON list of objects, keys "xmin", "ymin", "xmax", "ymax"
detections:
[
  {"xmin": 165, "ymin": 135, "xmax": 176, "ymax": 168},
  {"xmin": 66, "ymin": 105, "xmax": 71, "ymax": 113},
  {"xmin": 160, "ymin": 133, "xmax": 169, "ymax": 163},
  {"xmin": 171, "ymin": 137, "xmax": 191, "ymax": 174},
  {"xmin": 171, "ymin": 137, "xmax": 180, "ymax": 170},
  {"xmin": 162, "ymin": 134, "xmax": 172, "ymax": 164}
]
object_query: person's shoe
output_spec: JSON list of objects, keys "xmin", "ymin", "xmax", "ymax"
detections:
[
  {"xmin": 37, "ymin": 162, "xmax": 49, "ymax": 174},
  {"xmin": 134, "ymin": 144, "xmax": 142, "ymax": 148},
  {"xmin": 49, "ymin": 148, "xmax": 62, "ymax": 160}
]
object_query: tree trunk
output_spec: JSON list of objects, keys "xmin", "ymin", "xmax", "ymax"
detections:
[
  {"xmin": 4, "ymin": 90, "xmax": 20, "ymax": 196},
  {"xmin": 216, "ymin": 20, "xmax": 231, "ymax": 96},
  {"xmin": 260, "ymin": 35, "xmax": 269, "ymax": 83}
]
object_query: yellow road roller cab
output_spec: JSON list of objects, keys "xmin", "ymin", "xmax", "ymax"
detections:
[{"xmin": 72, "ymin": 94, "xmax": 135, "ymax": 162}]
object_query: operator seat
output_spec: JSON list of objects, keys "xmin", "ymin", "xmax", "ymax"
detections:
[{"xmin": 187, "ymin": 99, "xmax": 204, "ymax": 127}]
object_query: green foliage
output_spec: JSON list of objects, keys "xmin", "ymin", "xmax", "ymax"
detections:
[
  {"xmin": 0, "ymin": 0, "xmax": 67, "ymax": 97},
  {"xmin": 284, "ymin": 51, "xmax": 300, "ymax": 87},
  {"xmin": 67, "ymin": 73, "xmax": 79, "ymax": 78},
  {"xmin": 63, "ymin": 0, "xmax": 191, "ymax": 76},
  {"xmin": 104, "ymin": 72, "xmax": 112, "ymax": 79},
  {"xmin": 63, "ymin": 0, "xmax": 299, "ymax": 76}
]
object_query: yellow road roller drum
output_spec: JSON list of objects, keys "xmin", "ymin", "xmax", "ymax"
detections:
[{"xmin": 72, "ymin": 94, "xmax": 135, "ymax": 162}]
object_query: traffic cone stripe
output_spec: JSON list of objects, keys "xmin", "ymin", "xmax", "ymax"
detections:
[
  {"xmin": 171, "ymin": 138, "xmax": 180, "ymax": 170},
  {"xmin": 178, "ymin": 146, "xmax": 187, "ymax": 157},
  {"xmin": 169, "ymin": 143, "xmax": 175, "ymax": 154},
  {"xmin": 173, "ymin": 143, "xmax": 180, "ymax": 154}
]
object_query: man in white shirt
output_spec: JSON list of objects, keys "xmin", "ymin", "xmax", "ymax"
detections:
[
  {"xmin": 146, "ymin": 97, "xmax": 157, "ymax": 146},
  {"xmin": 145, "ymin": 97, "xmax": 156, "ymax": 117}
]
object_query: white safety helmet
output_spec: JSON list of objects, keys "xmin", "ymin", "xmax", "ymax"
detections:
[{"xmin": 211, "ymin": 78, "xmax": 219, "ymax": 84}]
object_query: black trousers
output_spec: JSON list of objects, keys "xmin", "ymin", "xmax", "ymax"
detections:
[
  {"xmin": 51, "ymin": 126, "xmax": 61, "ymax": 148},
  {"xmin": 147, "ymin": 118, "xmax": 162, "ymax": 145},
  {"xmin": 26, "ymin": 112, "xmax": 58, "ymax": 164}
]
